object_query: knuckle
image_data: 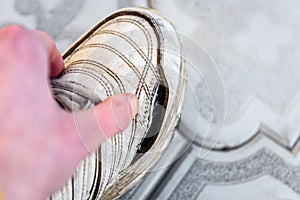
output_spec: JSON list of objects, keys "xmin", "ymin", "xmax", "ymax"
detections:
[
  {"xmin": 2, "ymin": 24, "xmax": 27, "ymax": 36},
  {"xmin": 1, "ymin": 25, "xmax": 32, "ymax": 48}
]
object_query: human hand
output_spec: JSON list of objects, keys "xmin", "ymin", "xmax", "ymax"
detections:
[{"xmin": 0, "ymin": 25, "xmax": 139, "ymax": 200}]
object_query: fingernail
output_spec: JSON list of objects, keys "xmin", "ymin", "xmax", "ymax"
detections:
[
  {"xmin": 111, "ymin": 94, "xmax": 139, "ymax": 131},
  {"xmin": 129, "ymin": 94, "xmax": 139, "ymax": 118}
]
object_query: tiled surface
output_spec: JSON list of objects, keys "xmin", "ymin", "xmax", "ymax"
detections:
[
  {"xmin": 145, "ymin": 1, "xmax": 300, "ymax": 199},
  {"xmin": 150, "ymin": 0, "xmax": 300, "ymax": 150},
  {"xmin": 2, "ymin": 0, "xmax": 300, "ymax": 199},
  {"xmin": 0, "ymin": 0, "xmax": 123, "ymax": 52}
]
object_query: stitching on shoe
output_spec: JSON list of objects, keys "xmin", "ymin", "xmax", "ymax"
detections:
[{"xmin": 69, "ymin": 59, "xmax": 126, "ymax": 93}]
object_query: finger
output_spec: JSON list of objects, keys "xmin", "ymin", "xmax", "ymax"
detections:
[
  {"xmin": 33, "ymin": 30, "xmax": 64, "ymax": 78},
  {"xmin": 64, "ymin": 94, "xmax": 139, "ymax": 159}
]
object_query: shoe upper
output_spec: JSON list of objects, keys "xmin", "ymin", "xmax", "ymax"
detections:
[{"xmin": 51, "ymin": 7, "xmax": 185, "ymax": 200}]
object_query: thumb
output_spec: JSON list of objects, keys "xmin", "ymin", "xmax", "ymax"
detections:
[{"xmin": 65, "ymin": 94, "xmax": 139, "ymax": 159}]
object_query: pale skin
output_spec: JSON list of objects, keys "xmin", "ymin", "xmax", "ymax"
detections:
[{"xmin": 0, "ymin": 25, "xmax": 139, "ymax": 200}]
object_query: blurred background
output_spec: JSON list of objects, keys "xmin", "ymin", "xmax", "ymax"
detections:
[{"xmin": 1, "ymin": 0, "xmax": 300, "ymax": 199}]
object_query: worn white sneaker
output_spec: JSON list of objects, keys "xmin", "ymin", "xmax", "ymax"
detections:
[{"xmin": 51, "ymin": 7, "xmax": 185, "ymax": 200}]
